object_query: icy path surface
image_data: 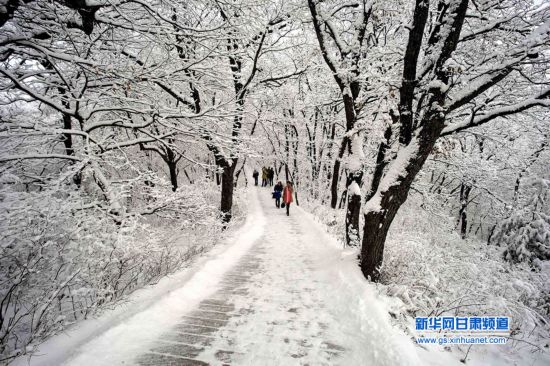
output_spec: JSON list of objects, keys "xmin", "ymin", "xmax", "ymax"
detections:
[{"xmin": 58, "ymin": 187, "xmax": 427, "ymax": 366}]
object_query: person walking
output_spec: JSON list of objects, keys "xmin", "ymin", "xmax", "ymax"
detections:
[
  {"xmin": 268, "ymin": 167, "xmax": 274, "ymax": 186},
  {"xmin": 273, "ymin": 181, "xmax": 283, "ymax": 208},
  {"xmin": 282, "ymin": 181, "xmax": 294, "ymax": 216},
  {"xmin": 261, "ymin": 167, "xmax": 267, "ymax": 187},
  {"xmin": 252, "ymin": 169, "xmax": 259, "ymax": 186}
]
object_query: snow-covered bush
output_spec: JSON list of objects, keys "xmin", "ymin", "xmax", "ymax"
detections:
[
  {"xmin": 0, "ymin": 166, "xmax": 233, "ymax": 362},
  {"xmin": 492, "ymin": 179, "xmax": 550, "ymax": 267},
  {"xmin": 379, "ymin": 193, "xmax": 550, "ymax": 360},
  {"xmin": 497, "ymin": 212, "xmax": 550, "ymax": 265}
]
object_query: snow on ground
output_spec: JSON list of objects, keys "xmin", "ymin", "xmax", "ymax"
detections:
[
  {"xmin": 12, "ymin": 189, "xmax": 262, "ymax": 366},
  {"xmin": 192, "ymin": 189, "xmax": 435, "ymax": 365},
  {"xmin": 15, "ymin": 186, "xmax": 469, "ymax": 365},
  {"xmin": 305, "ymin": 193, "xmax": 550, "ymax": 366}
]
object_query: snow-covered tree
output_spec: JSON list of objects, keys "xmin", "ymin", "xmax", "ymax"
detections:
[{"xmin": 355, "ymin": 0, "xmax": 550, "ymax": 280}]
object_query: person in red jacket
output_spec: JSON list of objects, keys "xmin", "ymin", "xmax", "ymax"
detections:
[{"xmin": 282, "ymin": 181, "xmax": 294, "ymax": 216}]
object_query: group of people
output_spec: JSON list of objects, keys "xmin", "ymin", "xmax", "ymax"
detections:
[
  {"xmin": 272, "ymin": 180, "xmax": 294, "ymax": 216},
  {"xmin": 252, "ymin": 167, "xmax": 294, "ymax": 216},
  {"xmin": 253, "ymin": 166, "xmax": 275, "ymax": 187}
]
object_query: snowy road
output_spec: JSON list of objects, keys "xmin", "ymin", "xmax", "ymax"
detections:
[{"xmin": 30, "ymin": 187, "xmax": 432, "ymax": 366}]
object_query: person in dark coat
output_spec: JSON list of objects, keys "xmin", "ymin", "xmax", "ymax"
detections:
[
  {"xmin": 282, "ymin": 181, "xmax": 294, "ymax": 216},
  {"xmin": 262, "ymin": 166, "xmax": 267, "ymax": 187},
  {"xmin": 252, "ymin": 169, "xmax": 259, "ymax": 186},
  {"xmin": 273, "ymin": 181, "xmax": 283, "ymax": 208},
  {"xmin": 268, "ymin": 167, "xmax": 274, "ymax": 186}
]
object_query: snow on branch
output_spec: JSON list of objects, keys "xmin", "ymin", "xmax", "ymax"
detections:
[
  {"xmin": 442, "ymin": 88, "xmax": 550, "ymax": 135},
  {"xmin": 0, "ymin": 154, "xmax": 82, "ymax": 163}
]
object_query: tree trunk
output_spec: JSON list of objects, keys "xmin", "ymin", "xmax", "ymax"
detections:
[
  {"xmin": 487, "ymin": 224, "xmax": 497, "ymax": 245},
  {"xmin": 346, "ymin": 189, "xmax": 362, "ymax": 247},
  {"xmin": 168, "ymin": 161, "xmax": 178, "ymax": 192},
  {"xmin": 330, "ymin": 136, "xmax": 349, "ymax": 209},
  {"xmin": 220, "ymin": 162, "xmax": 236, "ymax": 223},
  {"xmin": 361, "ymin": 115, "xmax": 445, "ymax": 281},
  {"xmin": 234, "ymin": 160, "xmax": 247, "ymax": 187},
  {"xmin": 330, "ymin": 159, "xmax": 341, "ymax": 209},
  {"xmin": 291, "ymin": 124, "xmax": 299, "ymax": 188},
  {"xmin": 340, "ymin": 91, "xmax": 361, "ymax": 247},
  {"xmin": 345, "ymin": 167, "xmax": 363, "ymax": 246},
  {"xmin": 164, "ymin": 145, "xmax": 179, "ymax": 192},
  {"xmin": 458, "ymin": 183, "xmax": 471, "ymax": 239},
  {"xmin": 183, "ymin": 169, "xmax": 193, "ymax": 184},
  {"xmin": 61, "ymin": 108, "xmax": 81, "ymax": 185},
  {"xmin": 361, "ymin": 201, "xmax": 400, "ymax": 281},
  {"xmin": 338, "ymin": 185, "xmax": 347, "ymax": 209},
  {"xmin": 366, "ymin": 126, "xmax": 392, "ymax": 201},
  {"xmin": 62, "ymin": 113, "xmax": 74, "ymax": 156}
]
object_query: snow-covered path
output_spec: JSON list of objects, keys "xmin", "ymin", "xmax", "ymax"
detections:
[{"xmin": 35, "ymin": 187, "xmax": 432, "ymax": 366}]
